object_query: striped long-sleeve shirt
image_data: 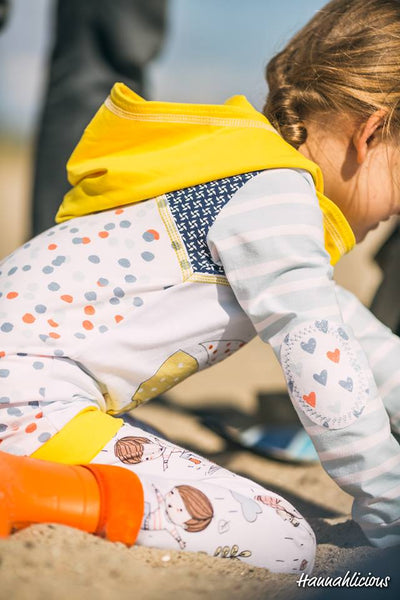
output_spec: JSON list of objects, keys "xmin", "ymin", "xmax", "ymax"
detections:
[{"xmin": 207, "ymin": 168, "xmax": 400, "ymax": 548}]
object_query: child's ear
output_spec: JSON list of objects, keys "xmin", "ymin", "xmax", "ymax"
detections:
[{"xmin": 353, "ymin": 109, "xmax": 387, "ymax": 164}]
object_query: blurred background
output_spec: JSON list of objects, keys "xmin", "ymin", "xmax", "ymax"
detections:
[{"xmin": 0, "ymin": 0, "xmax": 397, "ymax": 413}]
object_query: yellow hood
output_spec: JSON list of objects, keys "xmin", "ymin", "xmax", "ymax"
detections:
[{"xmin": 56, "ymin": 82, "xmax": 355, "ymax": 265}]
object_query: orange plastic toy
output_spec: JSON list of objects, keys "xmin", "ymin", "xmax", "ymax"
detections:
[{"xmin": 0, "ymin": 451, "xmax": 144, "ymax": 544}]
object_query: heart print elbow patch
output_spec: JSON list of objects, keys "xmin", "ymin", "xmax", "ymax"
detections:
[{"xmin": 281, "ymin": 320, "xmax": 369, "ymax": 430}]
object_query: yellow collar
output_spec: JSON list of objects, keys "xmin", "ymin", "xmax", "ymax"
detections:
[{"xmin": 56, "ymin": 83, "xmax": 355, "ymax": 265}]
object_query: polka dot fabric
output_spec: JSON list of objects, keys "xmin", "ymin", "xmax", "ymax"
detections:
[
  {"xmin": 0, "ymin": 353, "xmax": 105, "ymax": 456},
  {"xmin": 0, "ymin": 199, "xmax": 179, "ymax": 357}
]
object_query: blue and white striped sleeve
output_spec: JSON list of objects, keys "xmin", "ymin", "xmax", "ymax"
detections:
[
  {"xmin": 336, "ymin": 284, "xmax": 400, "ymax": 440},
  {"xmin": 207, "ymin": 168, "xmax": 400, "ymax": 548}
]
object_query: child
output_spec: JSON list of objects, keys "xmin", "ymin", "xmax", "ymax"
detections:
[{"xmin": 1, "ymin": 0, "xmax": 400, "ymax": 573}]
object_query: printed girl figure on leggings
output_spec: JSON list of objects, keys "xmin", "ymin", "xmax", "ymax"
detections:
[{"xmin": 1, "ymin": 0, "xmax": 400, "ymax": 573}]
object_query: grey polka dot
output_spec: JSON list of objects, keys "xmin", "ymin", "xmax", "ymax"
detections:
[
  {"xmin": 38, "ymin": 432, "xmax": 52, "ymax": 443},
  {"xmin": 48, "ymin": 282, "xmax": 60, "ymax": 291},
  {"xmin": 99, "ymin": 325, "xmax": 108, "ymax": 333},
  {"xmin": 22, "ymin": 264, "xmax": 31, "ymax": 271},
  {"xmin": 0, "ymin": 424, "xmax": 7, "ymax": 432},
  {"xmin": 0, "ymin": 397, "xmax": 10, "ymax": 404},
  {"xmin": 88, "ymin": 255, "xmax": 100, "ymax": 264},
  {"xmin": 1, "ymin": 322, "xmax": 13, "ymax": 333},
  {"xmin": 104, "ymin": 223, "xmax": 115, "ymax": 231},
  {"xmin": 35, "ymin": 304, "xmax": 47, "ymax": 314},
  {"xmin": 70, "ymin": 227, "xmax": 79, "ymax": 233},
  {"xmin": 8, "ymin": 266, "xmax": 18, "ymax": 276},
  {"xmin": 85, "ymin": 291, "xmax": 97, "ymax": 301},
  {"xmin": 133, "ymin": 297, "xmax": 144, "ymax": 307},
  {"xmin": 42, "ymin": 265, "xmax": 54, "ymax": 274},
  {"xmin": 98, "ymin": 277, "xmax": 109, "ymax": 286},
  {"xmin": 125, "ymin": 274, "xmax": 137, "ymax": 283},
  {"xmin": 52, "ymin": 255, "xmax": 66, "ymax": 267},
  {"xmin": 141, "ymin": 252, "xmax": 154, "ymax": 262},
  {"xmin": 0, "ymin": 370, "xmax": 10, "ymax": 378},
  {"xmin": 110, "ymin": 297, "xmax": 120, "ymax": 305},
  {"xmin": 39, "ymin": 334, "xmax": 49, "ymax": 342},
  {"xmin": 7, "ymin": 407, "xmax": 22, "ymax": 416},
  {"xmin": 39, "ymin": 387, "xmax": 46, "ymax": 397},
  {"xmin": 113, "ymin": 287, "xmax": 125, "ymax": 298},
  {"xmin": 74, "ymin": 332, "xmax": 86, "ymax": 339},
  {"xmin": 23, "ymin": 242, "xmax": 31, "ymax": 249},
  {"xmin": 118, "ymin": 258, "xmax": 131, "ymax": 268},
  {"xmin": 54, "ymin": 349, "xmax": 64, "ymax": 356},
  {"xmin": 142, "ymin": 231, "xmax": 154, "ymax": 242},
  {"xmin": 120, "ymin": 220, "xmax": 131, "ymax": 228},
  {"xmin": 33, "ymin": 361, "xmax": 44, "ymax": 370}
]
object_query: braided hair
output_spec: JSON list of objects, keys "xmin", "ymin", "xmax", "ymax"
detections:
[{"xmin": 264, "ymin": 0, "xmax": 400, "ymax": 148}]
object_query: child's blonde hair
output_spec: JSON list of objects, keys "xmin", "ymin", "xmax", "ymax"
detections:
[{"xmin": 264, "ymin": 0, "xmax": 400, "ymax": 148}]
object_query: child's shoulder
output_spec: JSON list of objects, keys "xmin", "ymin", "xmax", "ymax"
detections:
[{"xmin": 237, "ymin": 168, "xmax": 317, "ymax": 199}]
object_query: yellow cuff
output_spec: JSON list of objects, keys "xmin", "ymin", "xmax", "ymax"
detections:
[{"xmin": 30, "ymin": 407, "xmax": 123, "ymax": 464}]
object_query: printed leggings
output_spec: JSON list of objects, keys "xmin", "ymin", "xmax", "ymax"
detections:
[{"xmin": 91, "ymin": 420, "xmax": 316, "ymax": 573}]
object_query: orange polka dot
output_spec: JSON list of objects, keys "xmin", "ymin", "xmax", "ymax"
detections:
[
  {"xmin": 208, "ymin": 345, "xmax": 213, "ymax": 350},
  {"xmin": 84, "ymin": 305, "xmax": 95, "ymax": 315},
  {"xmin": 6, "ymin": 291, "xmax": 18, "ymax": 299},
  {"xmin": 49, "ymin": 332, "xmax": 60, "ymax": 339},
  {"xmin": 48, "ymin": 243, "xmax": 57, "ymax": 250},
  {"xmin": 47, "ymin": 319, "xmax": 59, "ymax": 327},
  {"xmin": 147, "ymin": 229, "xmax": 160, "ymax": 240},
  {"xmin": 61, "ymin": 294, "xmax": 73, "ymax": 303},
  {"xmin": 98, "ymin": 231, "xmax": 109, "ymax": 238},
  {"xmin": 0, "ymin": 351, "xmax": 5, "ymax": 358},
  {"xmin": 115, "ymin": 208, "xmax": 124, "ymax": 214},
  {"xmin": 25, "ymin": 423, "xmax": 37, "ymax": 433},
  {"xmin": 35, "ymin": 412, "xmax": 43, "ymax": 419},
  {"xmin": 23, "ymin": 313, "xmax": 35, "ymax": 324},
  {"xmin": 81, "ymin": 237, "xmax": 91, "ymax": 244},
  {"xmin": 82, "ymin": 320, "xmax": 94, "ymax": 330},
  {"xmin": 114, "ymin": 315, "xmax": 124, "ymax": 323}
]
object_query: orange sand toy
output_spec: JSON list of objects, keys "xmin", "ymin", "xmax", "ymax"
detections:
[{"xmin": 0, "ymin": 451, "xmax": 144, "ymax": 544}]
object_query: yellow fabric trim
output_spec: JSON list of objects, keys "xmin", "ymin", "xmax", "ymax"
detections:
[
  {"xmin": 30, "ymin": 407, "xmax": 123, "ymax": 464},
  {"xmin": 156, "ymin": 195, "xmax": 193, "ymax": 280},
  {"xmin": 188, "ymin": 273, "xmax": 229, "ymax": 286},
  {"xmin": 104, "ymin": 96, "xmax": 279, "ymax": 132},
  {"xmin": 317, "ymin": 192, "xmax": 356, "ymax": 265}
]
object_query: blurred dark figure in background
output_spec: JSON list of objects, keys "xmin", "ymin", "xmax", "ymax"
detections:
[
  {"xmin": 32, "ymin": 0, "xmax": 167, "ymax": 235},
  {"xmin": 0, "ymin": 0, "xmax": 10, "ymax": 30},
  {"xmin": 370, "ymin": 224, "xmax": 400, "ymax": 336}
]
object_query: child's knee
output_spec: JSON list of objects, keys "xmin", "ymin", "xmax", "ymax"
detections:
[{"xmin": 238, "ymin": 491, "xmax": 316, "ymax": 573}]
